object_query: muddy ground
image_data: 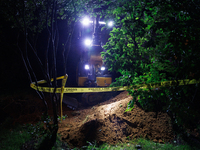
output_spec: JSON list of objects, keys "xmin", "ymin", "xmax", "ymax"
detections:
[{"xmin": 0, "ymin": 90, "xmax": 174, "ymax": 148}]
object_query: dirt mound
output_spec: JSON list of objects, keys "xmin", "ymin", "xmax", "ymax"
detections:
[
  {"xmin": 1, "ymin": 90, "xmax": 174, "ymax": 148},
  {"xmin": 58, "ymin": 91, "xmax": 173, "ymax": 148}
]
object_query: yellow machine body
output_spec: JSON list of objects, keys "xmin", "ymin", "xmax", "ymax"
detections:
[
  {"xmin": 78, "ymin": 77, "xmax": 88, "ymax": 86},
  {"xmin": 96, "ymin": 77, "xmax": 112, "ymax": 86},
  {"xmin": 78, "ymin": 76, "xmax": 112, "ymax": 87}
]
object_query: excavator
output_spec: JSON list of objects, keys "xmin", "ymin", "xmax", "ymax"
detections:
[
  {"xmin": 77, "ymin": 16, "xmax": 114, "ymax": 105},
  {"xmin": 62, "ymin": 16, "xmax": 116, "ymax": 108}
]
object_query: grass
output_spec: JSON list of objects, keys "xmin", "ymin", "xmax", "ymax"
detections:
[
  {"xmin": 0, "ymin": 118, "xmax": 198, "ymax": 150},
  {"xmin": 0, "ymin": 118, "xmax": 32, "ymax": 150},
  {"xmin": 79, "ymin": 138, "xmax": 196, "ymax": 150}
]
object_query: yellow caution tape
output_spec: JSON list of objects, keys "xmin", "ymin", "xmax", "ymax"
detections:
[
  {"xmin": 30, "ymin": 83, "xmax": 129, "ymax": 93},
  {"xmin": 30, "ymin": 78, "xmax": 199, "ymax": 93},
  {"xmin": 30, "ymin": 75, "xmax": 199, "ymax": 122},
  {"xmin": 60, "ymin": 74, "xmax": 68, "ymax": 121},
  {"xmin": 31, "ymin": 75, "xmax": 68, "ymax": 122}
]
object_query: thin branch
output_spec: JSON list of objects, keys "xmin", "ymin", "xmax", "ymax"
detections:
[
  {"xmin": 17, "ymin": 36, "xmax": 32, "ymax": 83},
  {"xmin": 27, "ymin": 39, "xmax": 50, "ymax": 83}
]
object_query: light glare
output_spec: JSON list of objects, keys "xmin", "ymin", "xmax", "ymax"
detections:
[
  {"xmin": 99, "ymin": 21, "xmax": 106, "ymax": 25},
  {"xmin": 84, "ymin": 39, "xmax": 92, "ymax": 46},
  {"xmin": 82, "ymin": 17, "xmax": 90, "ymax": 26},
  {"xmin": 85, "ymin": 65, "xmax": 89, "ymax": 70},
  {"xmin": 108, "ymin": 21, "xmax": 113, "ymax": 27},
  {"xmin": 101, "ymin": 66, "xmax": 105, "ymax": 71}
]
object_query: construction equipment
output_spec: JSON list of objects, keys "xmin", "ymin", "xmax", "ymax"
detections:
[{"xmin": 77, "ymin": 16, "xmax": 113, "ymax": 105}]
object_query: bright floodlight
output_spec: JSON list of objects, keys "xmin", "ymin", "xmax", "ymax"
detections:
[
  {"xmin": 108, "ymin": 21, "xmax": 113, "ymax": 27},
  {"xmin": 85, "ymin": 64, "xmax": 89, "ymax": 70},
  {"xmin": 101, "ymin": 66, "xmax": 105, "ymax": 71},
  {"xmin": 82, "ymin": 17, "xmax": 90, "ymax": 26},
  {"xmin": 99, "ymin": 21, "xmax": 106, "ymax": 25},
  {"xmin": 84, "ymin": 39, "xmax": 92, "ymax": 46}
]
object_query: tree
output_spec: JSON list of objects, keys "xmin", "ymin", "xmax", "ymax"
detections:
[
  {"xmin": 102, "ymin": 0, "xmax": 200, "ymax": 137},
  {"xmin": 0, "ymin": 0, "xmax": 101, "ymax": 148}
]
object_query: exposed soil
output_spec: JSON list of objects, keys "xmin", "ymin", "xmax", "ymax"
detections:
[
  {"xmin": 59, "ymin": 91, "xmax": 173, "ymax": 148},
  {"xmin": 0, "ymin": 90, "xmax": 174, "ymax": 148}
]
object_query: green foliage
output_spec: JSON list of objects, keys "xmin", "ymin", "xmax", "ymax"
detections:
[
  {"xmin": 125, "ymin": 99, "xmax": 134, "ymax": 112},
  {"xmin": 24, "ymin": 115, "xmax": 55, "ymax": 149},
  {"xmin": 102, "ymin": 0, "xmax": 200, "ymax": 133},
  {"xmin": 58, "ymin": 114, "xmax": 68, "ymax": 121},
  {"xmin": 80, "ymin": 138, "xmax": 194, "ymax": 150},
  {"xmin": 0, "ymin": 121, "xmax": 31, "ymax": 150},
  {"xmin": 0, "ymin": 0, "xmax": 95, "ymax": 33}
]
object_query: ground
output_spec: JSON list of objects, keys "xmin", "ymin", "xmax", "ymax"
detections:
[{"xmin": 0, "ymin": 89, "xmax": 174, "ymax": 148}]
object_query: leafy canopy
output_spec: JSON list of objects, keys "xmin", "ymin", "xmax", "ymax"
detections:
[{"xmin": 102, "ymin": 0, "xmax": 200, "ymax": 131}]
